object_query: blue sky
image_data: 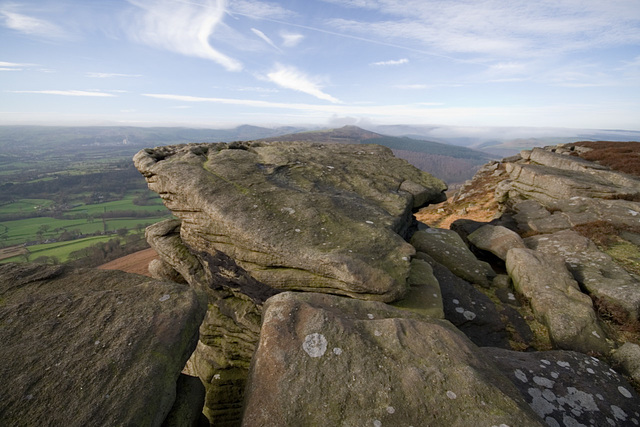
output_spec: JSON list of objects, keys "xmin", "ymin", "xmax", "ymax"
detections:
[{"xmin": 1, "ymin": 0, "xmax": 639, "ymax": 130}]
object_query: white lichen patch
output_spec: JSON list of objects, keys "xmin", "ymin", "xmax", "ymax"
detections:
[
  {"xmin": 374, "ymin": 330, "xmax": 382, "ymax": 337},
  {"xmin": 592, "ymin": 330, "xmax": 601, "ymax": 338},
  {"xmin": 159, "ymin": 294, "xmax": 171, "ymax": 302},
  {"xmin": 611, "ymin": 405, "xmax": 628, "ymax": 421},
  {"xmin": 333, "ymin": 347, "xmax": 343, "ymax": 356},
  {"xmin": 557, "ymin": 361, "xmax": 571, "ymax": 368},
  {"xmin": 367, "ymin": 313, "xmax": 374, "ymax": 319},
  {"xmin": 515, "ymin": 369, "xmax": 528, "ymax": 383},
  {"xmin": 533, "ymin": 376, "xmax": 555, "ymax": 388},
  {"xmin": 558, "ymin": 387, "xmax": 599, "ymax": 414},
  {"xmin": 463, "ymin": 311, "xmax": 476, "ymax": 320},
  {"xmin": 455, "ymin": 307, "xmax": 465, "ymax": 313},
  {"xmin": 618, "ymin": 386, "xmax": 632, "ymax": 398},
  {"xmin": 386, "ymin": 406, "xmax": 395, "ymax": 414},
  {"xmin": 366, "ymin": 220, "xmax": 374, "ymax": 225},
  {"xmin": 373, "ymin": 420, "xmax": 382, "ymax": 427},
  {"xmin": 213, "ymin": 374, "xmax": 221, "ymax": 380},
  {"xmin": 302, "ymin": 333, "xmax": 328, "ymax": 358},
  {"xmin": 452, "ymin": 299, "xmax": 460, "ymax": 305},
  {"xmin": 446, "ymin": 390, "xmax": 457, "ymax": 399},
  {"xmin": 528, "ymin": 388, "xmax": 556, "ymax": 417},
  {"xmin": 281, "ymin": 207, "xmax": 296, "ymax": 215}
]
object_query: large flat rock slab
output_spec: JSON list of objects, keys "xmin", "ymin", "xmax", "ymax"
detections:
[
  {"xmin": 135, "ymin": 142, "xmax": 447, "ymax": 302},
  {"xmin": 242, "ymin": 292, "xmax": 544, "ymax": 427},
  {"xmin": 0, "ymin": 263, "xmax": 206, "ymax": 427}
]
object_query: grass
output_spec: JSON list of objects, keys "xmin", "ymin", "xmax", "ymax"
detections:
[
  {"xmin": 65, "ymin": 194, "xmax": 166, "ymax": 216},
  {"xmin": 0, "ymin": 199, "xmax": 54, "ymax": 213},
  {"xmin": 0, "ymin": 215, "xmax": 169, "ymax": 248},
  {"xmin": 0, "ymin": 235, "xmax": 127, "ymax": 263}
]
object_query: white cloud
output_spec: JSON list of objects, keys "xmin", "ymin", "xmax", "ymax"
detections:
[
  {"xmin": 228, "ymin": 0, "xmax": 296, "ymax": 19},
  {"xmin": 265, "ymin": 64, "xmax": 341, "ymax": 103},
  {"xmin": 251, "ymin": 28, "xmax": 280, "ymax": 51},
  {"xmin": 9, "ymin": 90, "xmax": 115, "ymax": 97},
  {"xmin": 280, "ymin": 31, "xmax": 304, "ymax": 47},
  {"xmin": 86, "ymin": 72, "xmax": 143, "ymax": 78},
  {"xmin": 371, "ymin": 58, "xmax": 408, "ymax": 66},
  {"xmin": 0, "ymin": 61, "xmax": 37, "ymax": 67},
  {"xmin": 126, "ymin": 0, "xmax": 242, "ymax": 71},
  {"xmin": 324, "ymin": 1, "xmax": 640, "ymax": 59},
  {"xmin": 0, "ymin": 9, "xmax": 67, "ymax": 39}
]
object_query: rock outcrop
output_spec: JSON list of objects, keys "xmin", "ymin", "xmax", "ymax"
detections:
[
  {"xmin": 0, "ymin": 262, "xmax": 206, "ymax": 426},
  {"xmin": 134, "ymin": 141, "xmax": 446, "ymax": 302},
  {"xmin": 242, "ymin": 292, "xmax": 543, "ymax": 427},
  {"xmin": 132, "ymin": 139, "xmax": 640, "ymax": 426},
  {"xmin": 134, "ymin": 141, "xmax": 448, "ymax": 424}
]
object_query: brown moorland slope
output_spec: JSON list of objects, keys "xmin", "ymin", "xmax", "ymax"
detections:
[
  {"xmin": 571, "ymin": 141, "xmax": 640, "ymax": 177},
  {"xmin": 97, "ymin": 247, "xmax": 157, "ymax": 277},
  {"xmin": 417, "ymin": 141, "xmax": 640, "ymax": 228}
]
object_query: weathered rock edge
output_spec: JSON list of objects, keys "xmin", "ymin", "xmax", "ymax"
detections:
[
  {"xmin": 0, "ymin": 263, "xmax": 207, "ymax": 427},
  {"xmin": 134, "ymin": 141, "xmax": 447, "ymax": 302},
  {"xmin": 242, "ymin": 292, "xmax": 544, "ymax": 427}
]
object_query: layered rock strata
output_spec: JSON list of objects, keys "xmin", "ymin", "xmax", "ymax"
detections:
[
  {"xmin": 135, "ymin": 141, "xmax": 446, "ymax": 302},
  {"xmin": 134, "ymin": 141, "xmax": 448, "ymax": 424}
]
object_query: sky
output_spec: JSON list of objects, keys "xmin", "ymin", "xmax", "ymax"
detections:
[{"xmin": 1, "ymin": 0, "xmax": 640, "ymax": 130}]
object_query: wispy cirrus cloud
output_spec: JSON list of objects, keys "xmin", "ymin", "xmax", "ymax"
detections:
[
  {"xmin": 0, "ymin": 61, "xmax": 37, "ymax": 67},
  {"xmin": 9, "ymin": 90, "xmax": 115, "ymax": 97},
  {"xmin": 126, "ymin": 0, "xmax": 242, "ymax": 71},
  {"xmin": 227, "ymin": 0, "xmax": 296, "ymax": 20},
  {"xmin": 251, "ymin": 28, "xmax": 281, "ymax": 51},
  {"xmin": 0, "ymin": 7, "xmax": 67, "ymax": 39},
  {"xmin": 371, "ymin": 58, "xmax": 408, "ymax": 66},
  {"xmin": 265, "ymin": 64, "xmax": 341, "ymax": 103},
  {"xmin": 280, "ymin": 31, "xmax": 304, "ymax": 48},
  {"xmin": 323, "ymin": 0, "xmax": 640, "ymax": 59},
  {"xmin": 86, "ymin": 72, "xmax": 143, "ymax": 78}
]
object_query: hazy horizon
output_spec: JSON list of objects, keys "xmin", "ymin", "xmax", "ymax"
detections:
[{"xmin": 1, "ymin": 1, "xmax": 639, "ymax": 131}]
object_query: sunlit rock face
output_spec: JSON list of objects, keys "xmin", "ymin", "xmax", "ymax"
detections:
[
  {"xmin": 135, "ymin": 141, "xmax": 446, "ymax": 302},
  {"xmin": 135, "ymin": 140, "xmax": 447, "ymax": 424}
]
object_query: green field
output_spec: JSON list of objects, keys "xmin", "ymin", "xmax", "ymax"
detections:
[
  {"xmin": 0, "ymin": 199, "xmax": 53, "ymax": 213},
  {"xmin": 0, "ymin": 235, "xmax": 130, "ymax": 263}
]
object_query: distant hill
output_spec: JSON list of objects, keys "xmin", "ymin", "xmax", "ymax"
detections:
[
  {"xmin": 256, "ymin": 125, "xmax": 494, "ymax": 184},
  {"xmin": 0, "ymin": 124, "xmax": 494, "ymax": 184},
  {"xmin": 370, "ymin": 124, "xmax": 640, "ymax": 156},
  {"xmin": 0, "ymin": 124, "xmax": 304, "ymax": 155}
]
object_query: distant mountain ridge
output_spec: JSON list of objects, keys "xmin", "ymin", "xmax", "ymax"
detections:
[
  {"xmin": 0, "ymin": 124, "xmax": 492, "ymax": 183},
  {"xmin": 255, "ymin": 125, "xmax": 494, "ymax": 184}
]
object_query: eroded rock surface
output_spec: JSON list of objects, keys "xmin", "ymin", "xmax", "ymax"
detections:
[
  {"xmin": 485, "ymin": 347, "xmax": 640, "ymax": 427},
  {"xmin": 410, "ymin": 228, "xmax": 495, "ymax": 287},
  {"xmin": 0, "ymin": 263, "xmax": 206, "ymax": 427},
  {"xmin": 525, "ymin": 230, "xmax": 640, "ymax": 321},
  {"xmin": 242, "ymin": 292, "xmax": 544, "ymax": 427},
  {"xmin": 135, "ymin": 141, "xmax": 446, "ymax": 302},
  {"xmin": 506, "ymin": 248, "xmax": 610, "ymax": 354},
  {"xmin": 135, "ymin": 141, "xmax": 448, "ymax": 424}
]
